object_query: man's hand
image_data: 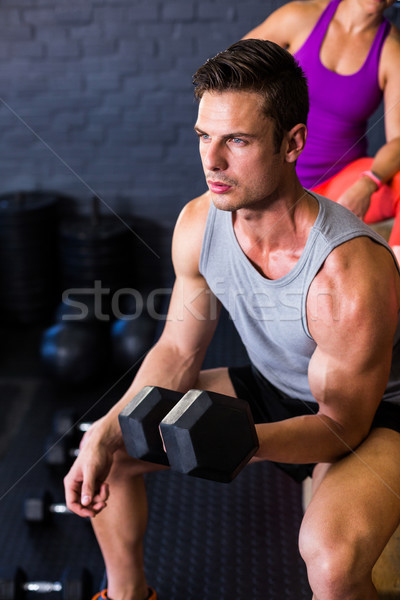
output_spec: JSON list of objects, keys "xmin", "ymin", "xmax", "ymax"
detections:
[
  {"xmin": 337, "ymin": 177, "xmax": 375, "ymax": 220},
  {"xmin": 64, "ymin": 423, "xmax": 113, "ymax": 518}
]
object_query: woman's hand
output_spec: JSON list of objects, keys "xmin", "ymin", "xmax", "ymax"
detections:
[{"xmin": 337, "ymin": 176, "xmax": 376, "ymax": 219}]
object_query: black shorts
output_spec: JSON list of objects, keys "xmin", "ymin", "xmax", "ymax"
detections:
[{"xmin": 228, "ymin": 364, "xmax": 400, "ymax": 483}]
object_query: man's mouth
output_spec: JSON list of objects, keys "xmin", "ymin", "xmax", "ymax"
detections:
[{"xmin": 208, "ymin": 180, "xmax": 232, "ymax": 194}]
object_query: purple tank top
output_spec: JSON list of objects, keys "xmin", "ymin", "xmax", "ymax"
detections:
[{"xmin": 294, "ymin": 0, "xmax": 390, "ymax": 188}]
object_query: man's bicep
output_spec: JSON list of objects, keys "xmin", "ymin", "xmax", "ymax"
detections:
[
  {"xmin": 167, "ymin": 275, "xmax": 220, "ymax": 339},
  {"xmin": 308, "ymin": 342, "xmax": 390, "ymax": 444},
  {"xmin": 161, "ymin": 272, "xmax": 221, "ymax": 358},
  {"xmin": 158, "ymin": 193, "xmax": 220, "ymax": 359},
  {"xmin": 307, "ymin": 243, "xmax": 399, "ymax": 441}
]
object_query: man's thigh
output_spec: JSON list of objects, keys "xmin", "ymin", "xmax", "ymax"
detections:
[{"xmin": 302, "ymin": 427, "xmax": 400, "ymax": 566}]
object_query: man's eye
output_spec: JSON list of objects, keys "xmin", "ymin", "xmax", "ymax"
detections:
[{"xmin": 231, "ymin": 138, "xmax": 245, "ymax": 145}]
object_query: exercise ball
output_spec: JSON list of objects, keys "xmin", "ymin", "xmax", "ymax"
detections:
[
  {"xmin": 111, "ymin": 313, "xmax": 156, "ymax": 372},
  {"xmin": 40, "ymin": 322, "xmax": 106, "ymax": 385}
]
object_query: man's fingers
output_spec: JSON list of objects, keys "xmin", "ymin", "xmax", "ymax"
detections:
[
  {"xmin": 79, "ymin": 487, "xmax": 109, "ymax": 517},
  {"xmin": 63, "ymin": 429, "xmax": 113, "ymax": 518},
  {"xmin": 92, "ymin": 500, "xmax": 107, "ymax": 513},
  {"xmin": 71, "ymin": 503, "xmax": 98, "ymax": 518},
  {"xmin": 81, "ymin": 492, "xmax": 92, "ymax": 506},
  {"xmin": 98, "ymin": 482, "xmax": 109, "ymax": 501},
  {"xmin": 91, "ymin": 483, "xmax": 109, "ymax": 509},
  {"xmin": 79, "ymin": 462, "xmax": 106, "ymax": 505},
  {"xmin": 64, "ymin": 464, "xmax": 101, "ymax": 515},
  {"xmin": 65, "ymin": 487, "xmax": 107, "ymax": 518},
  {"xmin": 64, "ymin": 472, "xmax": 83, "ymax": 510}
]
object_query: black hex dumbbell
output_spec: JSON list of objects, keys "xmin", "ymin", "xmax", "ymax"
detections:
[
  {"xmin": 51, "ymin": 409, "xmax": 92, "ymax": 439},
  {"xmin": 44, "ymin": 434, "xmax": 79, "ymax": 468},
  {"xmin": 0, "ymin": 567, "xmax": 91, "ymax": 600},
  {"xmin": 160, "ymin": 389, "xmax": 259, "ymax": 483},
  {"xmin": 119, "ymin": 386, "xmax": 182, "ymax": 465},
  {"xmin": 120, "ymin": 386, "xmax": 259, "ymax": 482},
  {"xmin": 23, "ymin": 491, "xmax": 74, "ymax": 524}
]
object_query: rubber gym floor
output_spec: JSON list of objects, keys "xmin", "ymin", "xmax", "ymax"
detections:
[{"xmin": 0, "ymin": 309, "xmax": 312, "ymax": 600}]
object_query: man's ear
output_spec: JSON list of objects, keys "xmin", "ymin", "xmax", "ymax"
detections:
[{"xmin": 285, "ymin": 123, "xmax": 307, "ymax": 163}]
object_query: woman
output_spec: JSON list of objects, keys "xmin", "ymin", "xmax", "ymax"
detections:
[{"xmin": 244, "ymin": 0, "xmax": 400, "ymax": 260}]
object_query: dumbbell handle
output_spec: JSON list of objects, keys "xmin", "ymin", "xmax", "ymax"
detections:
[
  {"xmin": 46, "ymin": 446, "xmax": 79, "ymax": 463},
  {"xmin": 23, "ymin": 581, "xmax": 62, "ymax": 593},
  {"xmin": 77, "ymin": 422, "xmax": 91, "ymax": 434},
  {"xmin": 53, "ymin": 414, "xmax": 93, "ymax": 438},
  {"xmin": 49, "ymin": 502, "xmax": 73, "ymax": 516},
  {"xmin": 54, "ymin": 447, "xmax": 79, "ymax": 460}
]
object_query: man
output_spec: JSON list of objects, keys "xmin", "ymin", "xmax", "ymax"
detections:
[{"xmin": 64, "ymin": 40, "xmax": 400, "ymax": 600}]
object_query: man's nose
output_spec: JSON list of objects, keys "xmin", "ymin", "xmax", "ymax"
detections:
[{"xmin": 203, "ymin": 141, "xmax": 228, "ymax": 171}]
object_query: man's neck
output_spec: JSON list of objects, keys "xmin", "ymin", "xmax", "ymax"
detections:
[{"xmin": 232, "ymin": 190, "xmax": 319, "ymax": 280}]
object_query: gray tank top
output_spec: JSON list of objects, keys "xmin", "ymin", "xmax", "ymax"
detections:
[{"xmin": 199, "ymin": 193, "xmax": 400, "ymax": 404}]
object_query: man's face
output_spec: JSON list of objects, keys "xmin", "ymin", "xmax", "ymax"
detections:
[{"xmin": 194, "ymin": 90, "xmax": 285, "ymax": 212}]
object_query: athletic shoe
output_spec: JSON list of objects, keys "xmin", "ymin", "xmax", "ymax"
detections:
[{"xmin": 91, "ymin": 591, "xmax": 107, "ymax": 600}]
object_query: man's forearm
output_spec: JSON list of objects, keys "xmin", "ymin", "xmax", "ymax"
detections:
[
  {"xmin": 90, "ymin": 339, "xmax": 205, "ymax": 451},
  {"xmin": 253, "ymin": 412, "xmax": 364, "ymax": 465}
]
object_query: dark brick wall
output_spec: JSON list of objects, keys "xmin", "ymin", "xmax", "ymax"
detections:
[{"xmin": 0, "ymin": 1, "xmax": 399, "ymax": 223}]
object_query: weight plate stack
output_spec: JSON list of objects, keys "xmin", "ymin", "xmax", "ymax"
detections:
[
  {"xmin": 129, "ymin": 216, "xmax": 174, "ymax": 292},
  {"xmin": 59, "ymin": 198, "xmax": 133, "ymax": 318},
  {"xmin": 0, "ymin": 191, "xmax": 61, "ymax": 324}
]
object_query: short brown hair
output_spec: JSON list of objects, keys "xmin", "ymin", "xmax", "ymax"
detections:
[{"xmin": 193, "ymin": 39, "xmax": 309, "ymax": 151}]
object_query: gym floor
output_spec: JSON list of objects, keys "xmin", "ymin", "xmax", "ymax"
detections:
[{"xmin": 0, "ymin": 313, "xmax": 312, "ymax": 600}]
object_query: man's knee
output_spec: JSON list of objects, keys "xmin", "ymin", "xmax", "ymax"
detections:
[{"xmin": 299, "ymin": 511, "xmax": 370, "ymax": 598}]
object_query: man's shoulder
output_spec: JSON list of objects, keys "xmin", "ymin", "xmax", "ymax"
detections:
[
  {"xmin": 172, "ymin": 192, "xmax": 212, "ymax": 275},
  {"xmin": 312, "ymin": 235, "xmax": 399, "ymax": 295},
  {"xmin": 181, "ymin": 191, "xmax": 211, "ymax": 219},
  {"xmin": 308, "ymin": 236, "xmax": 400, "ymax": 340},
  {"xmin": 307, "ymin": 198, "xmax": 398, "ymax": 296},
  {"xmin": 175, "ymin": 192, "xmax": 211, "ymax": 236}
]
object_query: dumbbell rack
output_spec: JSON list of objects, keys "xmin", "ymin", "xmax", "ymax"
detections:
[{"xmin": 0, "ymin": 333, "xmax": 114, "ymax": 594}]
